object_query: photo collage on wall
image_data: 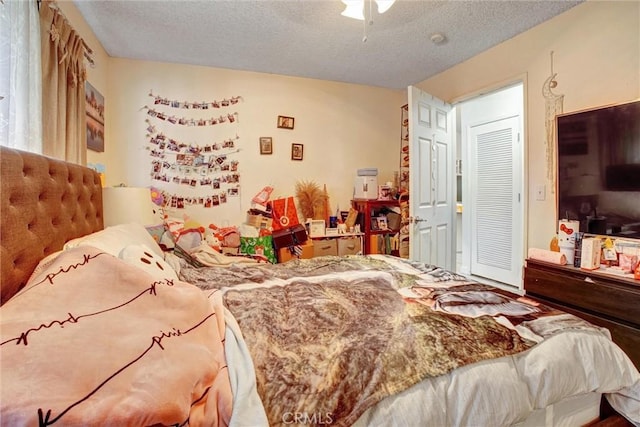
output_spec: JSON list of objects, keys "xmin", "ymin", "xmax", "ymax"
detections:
[{"xmin": 144, "ymin": 91, "xmax": 243, "ymax": 209}]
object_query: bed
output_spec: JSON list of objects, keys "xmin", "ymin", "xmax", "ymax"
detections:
[{"xmin": 1, "ymin": 146, "xmax": 639, "ymax": 427}]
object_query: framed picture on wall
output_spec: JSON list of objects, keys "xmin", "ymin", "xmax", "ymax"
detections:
[
  {"xmin": 278, "ymin": 115, "xmax": 295, "ymax": 130},
  {"xmin": 85, "ymin": 81, "xmax": 105, "ymax": 152},
  {"xmin": 291, "ymin": 143, "xmax": 303, "ymax": 161},
  {"xmin": 259, "ymin": 137, "xmax": 273, "ymax": 154}
]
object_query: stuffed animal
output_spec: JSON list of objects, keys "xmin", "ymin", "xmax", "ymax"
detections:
[{"xmin": 209, "ymin": 224, "xmax": 241, "ymax": 249}]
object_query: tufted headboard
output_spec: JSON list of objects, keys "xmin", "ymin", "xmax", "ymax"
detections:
[{"xmin": 0, "ymin": 146, "xmax": 104, "ymax": 305}]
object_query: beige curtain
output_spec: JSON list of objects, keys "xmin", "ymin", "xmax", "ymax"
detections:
[{"xmin": 39, "ymin": 0, "xmax": 87, "ymax": 165}]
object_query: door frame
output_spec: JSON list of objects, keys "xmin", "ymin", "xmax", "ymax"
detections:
[{"xmin": 454, "ymin": 77, "xmax": 528, "ymax": 291}]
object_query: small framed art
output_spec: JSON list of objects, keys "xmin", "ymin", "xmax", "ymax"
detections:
[
  {"xmin": 259, "ymin": 137, "xmax": 273, "ymax": 154},
  {"xmin": 85, "ymin": 81, "xmax": 105, "ymax": 152},
  {"xmin": 377, "ymin": 216, "xmax": 388, "ymax": 231},
  {"xmin": 278, "ymin": 115, "xmax": 295, "ymax": 130},
  {"xmin": 291, "ymin": 143, "xmax": 304, "ymax": 161}
]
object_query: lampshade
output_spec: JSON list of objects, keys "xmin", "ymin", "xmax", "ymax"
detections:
[
  {"xmin": 341, "ymin": 0, "xmax": 396, "ymax": 20},
  {"xmin": 102, "ymin": 187, "xmax": 158, "ymax": 227}
]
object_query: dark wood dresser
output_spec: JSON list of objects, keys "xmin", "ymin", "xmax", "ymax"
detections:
[{"xmin": 524, "ymin": 258, "xmax": 640, "ymax": 369}]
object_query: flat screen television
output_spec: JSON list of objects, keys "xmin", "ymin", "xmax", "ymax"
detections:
[{"xmin": 556, "ymin": 99, "xmax": 640, "ymax": 239}]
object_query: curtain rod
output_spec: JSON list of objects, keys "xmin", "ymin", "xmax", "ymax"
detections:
[{"xmin": 39, "ymin": 0, "xmax": 95, "ymax": 68}]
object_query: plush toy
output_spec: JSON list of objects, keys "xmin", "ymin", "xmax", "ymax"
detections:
[
  {"xmin": 204, "ymin": 231, "xmax": 223, "ymax": 252},
  {"xmin": 209, "ymin": 224, "xmax": 241, "ymax": 249},
  {"xmin": 162, "ymin": 214, "xmax": 206, "ymax": 252}
]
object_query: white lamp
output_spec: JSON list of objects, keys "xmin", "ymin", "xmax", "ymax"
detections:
[
  {"xmin": 102, "ymin": 187, "xmax": 158, "ymax": 227},
  {"xmin": 341, "ymin": 0, "xmax": 396, "ymax": 20}
]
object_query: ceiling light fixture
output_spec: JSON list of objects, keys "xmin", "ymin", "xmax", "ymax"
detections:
[
  {"xmin": 341, "ymin": 0, "xmax": 396, "ymax": 20},
  {"xmin": 341, "ymin": 0, "xmax": 396, "ymax": 42}
]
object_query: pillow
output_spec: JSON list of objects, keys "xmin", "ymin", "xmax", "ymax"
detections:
[
  {"xmin": 118, "ymin": 244, "xmax": 179, "ymax": 282},
  {"xmin": 64, "ymin": 223, "xmax": 163, "ymax": 257}
]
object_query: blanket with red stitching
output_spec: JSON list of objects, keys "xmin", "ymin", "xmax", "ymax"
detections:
[{"xmin": 0, "ymin": 246, "xmax": 232, "ymax": 426}]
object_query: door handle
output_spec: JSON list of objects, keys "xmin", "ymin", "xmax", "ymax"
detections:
[{"xmin": 409, "ymin": 216, "xmax": 427, "ymax": 224}]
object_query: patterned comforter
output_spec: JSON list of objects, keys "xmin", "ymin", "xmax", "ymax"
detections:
[{"xmin": 179, "ymin": 255, "xmax": 640, "ymax": 426}]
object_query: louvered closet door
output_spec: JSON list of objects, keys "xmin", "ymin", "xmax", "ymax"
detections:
[{"xmin": 469, "ymin": 116, "xmax": 521, "ymax": 286}]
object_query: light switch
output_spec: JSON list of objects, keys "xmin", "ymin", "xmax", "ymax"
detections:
[{"xmin": 535, "ymin": 184, "xmax": 546, "ymax": 201}]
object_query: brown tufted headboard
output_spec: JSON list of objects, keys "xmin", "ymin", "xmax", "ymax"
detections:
[{"xmin": 0, "ymin": 146, "xmax": 104, "ymax": 305}]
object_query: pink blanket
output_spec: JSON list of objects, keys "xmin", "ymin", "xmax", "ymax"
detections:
[{"xmin": 0, "ymin": 247, "xmax": 232, "ymax": 426}]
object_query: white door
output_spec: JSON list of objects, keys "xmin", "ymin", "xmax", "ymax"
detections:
[
  {"xmin": 408, "ymin": 86, "xmax": 455, "ymax": 270},
  {"xmin": 461, "ymin": 83, "xmax": 524, "ymax": 288}
]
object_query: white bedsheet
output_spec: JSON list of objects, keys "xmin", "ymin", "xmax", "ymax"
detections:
[{"xmin": 354, "ymin": 328, "xmax": 640, "ymax": 426}]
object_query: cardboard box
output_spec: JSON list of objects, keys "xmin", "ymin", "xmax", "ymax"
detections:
[
  {"xmin": 246, "ymin": 212, "xmax": 272, "ymax": 229},
  {"xmin": 337, "ymin": 237, "xmax": 361, "ymax": 256},
  {"xmin": 313, "ymin": 239, "xmax": 338, "ymax": 257},
  {"xmin": 278, "ymin": 240, "xmax": 314, "ymax": 263},
  {"xmin": 580, "ymin": 237, "xmax": 602, "ymax": 270}
]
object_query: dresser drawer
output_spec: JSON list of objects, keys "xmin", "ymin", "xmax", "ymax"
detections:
[
  {"xmin": 529, "ymin": 295, "xmax": 640, "ymax": 370},
  {"xmin": 524, "ymin": 261, "xmax": 640, "ymax": 328},
  {"xmin": 337, "ymin": 237, "xmax": 361, "ymax": 256},
  {"xmin": 312, "ymin": 239, "xmax": 338, "ymax": 257}
]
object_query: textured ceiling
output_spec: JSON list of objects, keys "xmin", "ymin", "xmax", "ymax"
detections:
[{"xmin": 73, "ymin": 0, "xmax": 583, "ymax": 90}]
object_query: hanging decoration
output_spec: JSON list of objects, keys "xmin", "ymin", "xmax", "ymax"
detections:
[
  {"xmin": 150, "ymin": 187, "xmax": 240, "ymax": 210},
  {"xmin": 542, "ymin": 51, "xmax": 564, "ymax": 194},
  {"xmin": 142, "ymin": 106, "xmax": 238, "ymax": 126},
  {"xmin": 145, "ymin": 122, "xmax": 240, "ymax": 153},
  {"xmin": 144, "ymin": 90, "xmax": 244, "ymax": 209},
  {"xmin": 148, "ymin": 91, "xmax": 242, "ymax": 109}
]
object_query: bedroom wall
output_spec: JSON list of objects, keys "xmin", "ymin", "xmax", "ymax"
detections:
[
  {"xmin": 416, "ymin": 0, "xmax": 640, "ymax": 252},
  {"xmin": 106, "ymin": 59, "xmax": 403, "ymax": 226},
  {"xmin": 55, "ymin": 1, "xmax": 639, "ymax": 246},
  {"xmin": 56, "ymin": 2, "xmax": 404, "ymax": 228}
]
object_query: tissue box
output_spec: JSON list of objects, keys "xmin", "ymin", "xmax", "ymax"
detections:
[{"xmin": 580, "ymin": 237, "xmax": 602, "ymax": 270}]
